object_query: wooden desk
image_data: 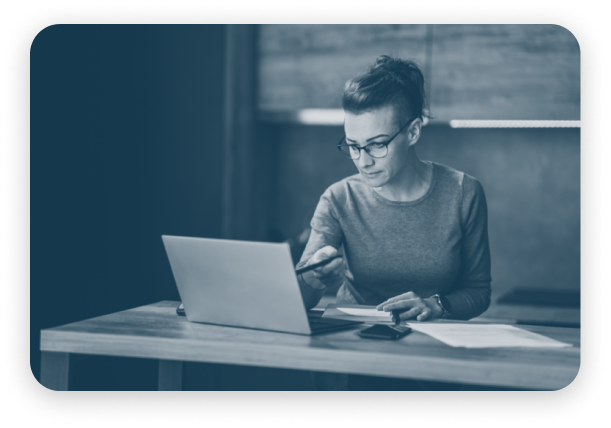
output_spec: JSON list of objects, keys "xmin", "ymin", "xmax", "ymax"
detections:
[
  {"xmin": 40, "ymin": 301, "xmax": 580, "ymax": 391},
  {"xmin": 477, "ymin": 303, "xmax": 580, "ymax": 328}
]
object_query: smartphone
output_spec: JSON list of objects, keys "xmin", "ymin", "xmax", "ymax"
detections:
[{"xmin": 358, "ymin": 324, "xmax": 412, "ymax": 340}]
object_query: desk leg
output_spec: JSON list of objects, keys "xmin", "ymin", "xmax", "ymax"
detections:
[
  {"xmin": 41, "ymin": 352, "xmax": 70, "ymax": 391},
  {"xmin": 158, "ymin": 360, "xmax": 183, "ymax": 391}
]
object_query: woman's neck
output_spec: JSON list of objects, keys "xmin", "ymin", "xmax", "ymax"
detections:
[{"xmin": 373, "ymin": 149, "xmax": 433, "ymax": 202}]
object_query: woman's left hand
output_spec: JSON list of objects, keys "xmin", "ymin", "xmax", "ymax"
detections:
[{"xmin": 376, "ymin": 291, "xmax": 441, "ymax": 322}]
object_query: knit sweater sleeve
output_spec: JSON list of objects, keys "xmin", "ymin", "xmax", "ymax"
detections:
[
  {"xmin": 444, "ymin": 175, "xmax": 492, "ymax": 320},
  {"xmin": 296, "ymin": 186, "xmax": 345, "ymax": 310}
]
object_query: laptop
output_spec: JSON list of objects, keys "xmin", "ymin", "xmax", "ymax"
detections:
[{"xmin": 161, "ymin": 235, "xmax": 362, "ymax": 335}]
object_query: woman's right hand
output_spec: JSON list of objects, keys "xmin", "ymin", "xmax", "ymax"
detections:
[{"xmin": 302, "ymin": 246, "xmax": 344, "ymax": 289}]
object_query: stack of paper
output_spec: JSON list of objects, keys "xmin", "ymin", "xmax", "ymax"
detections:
[
  {"xmin": 322, "ymin": 305, "xmax": 394, "ymax": 323},
  {"xmin": 337, "ymin": 307, "xmax": 392, "ymax": 319},
  {"xmin": 407, "ymin": 323, "xmax": 573, "ymax": 348}
]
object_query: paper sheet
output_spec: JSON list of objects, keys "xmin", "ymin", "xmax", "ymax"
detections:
[
  {"xmin": 337, "ymin": 307, "xmax": 392, "ymax": 318},
  {"xmin": 408, "ymin": 323, "xmax": 572, "ymax": 348}
]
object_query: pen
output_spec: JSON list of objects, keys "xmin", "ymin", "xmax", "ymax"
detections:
[
  {"xmin": 392, "ymin": 310, "xmax": 400, "ymax": 326},
  {"xmin": 295, "ymin": 254, "xmax": 343, "ymax": 275}
]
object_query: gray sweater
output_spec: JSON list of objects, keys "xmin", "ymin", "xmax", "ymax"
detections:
[{"xmin": 296, "ymin": 162, "xmax": 492, "ymax": 320}]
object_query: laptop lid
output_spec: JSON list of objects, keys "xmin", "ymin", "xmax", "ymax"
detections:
[{"xmin": 162, "ymin": 235, "xmax": 312, "ymax": 335}]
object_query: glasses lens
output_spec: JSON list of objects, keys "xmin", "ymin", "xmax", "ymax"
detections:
[
  {"xmin": 366, "ymin": 143, "xmax": 388, "ymax": 158},
  {"xmin": 339, "ymin": 142, "xmax": 388, "ymax": 159},
  {"xmin": 348, "ymin": 146, "xmax": 360, "ymax": 159},
  {"xmin": 339, "ymin": 142, "xmax": 360, "ymax": 159}
]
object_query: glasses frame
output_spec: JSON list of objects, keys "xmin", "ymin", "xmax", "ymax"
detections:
[{"xmin": 337, "ymin": 117, "xmax": 417, "ymax": 160}]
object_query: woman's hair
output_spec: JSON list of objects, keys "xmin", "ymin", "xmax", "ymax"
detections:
[{"xmin": 342, "ymin": 55, "xmax": 427, "ymax": 123}]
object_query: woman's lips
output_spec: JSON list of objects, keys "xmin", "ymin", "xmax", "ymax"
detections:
[{"xmin": 362, "ymin": 171, "xmax": 381, "ymax": 177}]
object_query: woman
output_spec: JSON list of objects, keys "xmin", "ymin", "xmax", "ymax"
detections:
[{"xmin": 295, "ymin": 56, "xmax": 492, "ymax": 390}]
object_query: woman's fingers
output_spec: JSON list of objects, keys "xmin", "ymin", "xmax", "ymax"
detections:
[
  {"xmin": 308, "ymin": 247, "xmax": 344, "ymax": 288},
  {"xmin": 381, "ymin": 298, "xmax": 419, "ymax": 312},
  {"xmin": 416, "ymin": 309, "xmax": 431, "ymax": 321},
  {"xmin": 398, "ymin": 307, "xmax": 423, "ymax": 321},
  {"xmin": 311, "ymin": 246, "xmax": 337, "ymax": 263},
  {"xmin": 310, "ymin": 247, "xmax": 342, "ymax": 274},
  {"xmin": 313, "ymin": 260, "xmax": 343, "ymax": 282},
  {"xmin": 381, "ymin": 296, "xmax": 430, "ymax": 320},
  {"xmin": 376, "ymin": 292, "xmax": 417, "ymax": 310},
  {"xmin": 377, "ymin": 297, "xmax": 400, "ymax": 309},
  {"xmin": 316, "ymin": 257, "xmax": 343, "ymax": 275}
]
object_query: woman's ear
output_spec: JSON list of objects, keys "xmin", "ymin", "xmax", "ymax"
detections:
[{"xmin": 407, "ymin": 119, "xmax": 422, "ymax": 146}]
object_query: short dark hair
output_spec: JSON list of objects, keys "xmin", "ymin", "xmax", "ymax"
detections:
[{"xmin": 342, "ymin": 55, "xmax": 427, "ymax": 124}]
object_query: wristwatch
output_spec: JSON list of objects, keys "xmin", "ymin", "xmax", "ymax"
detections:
[{"xmin": 431, "ymin": 294, "xmax": 452, "ymax": 319}]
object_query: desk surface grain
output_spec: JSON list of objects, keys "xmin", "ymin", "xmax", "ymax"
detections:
[{"xmin": 41, "ymin": 301, "xmax": 580, "ymax": 390}]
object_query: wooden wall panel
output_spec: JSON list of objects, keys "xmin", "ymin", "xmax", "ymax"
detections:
[
  {"xmin": 258, "ymin": 25, "xmax": 580, "ymax": 120},
  {"xmin": 259, "ymin": 25, "xmax": 428, "ymax": 111},
  {"xmin": 429, "ymin": 25, "xmax": 580, "ymax": 120},
  {"xmin": 222, "ymin": 25, "xmax": 275, "ymax": 241}
]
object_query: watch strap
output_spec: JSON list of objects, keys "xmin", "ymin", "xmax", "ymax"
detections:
[{"xmin": 432, "ymin": 294, "xmax": 451, "ymax": 319}]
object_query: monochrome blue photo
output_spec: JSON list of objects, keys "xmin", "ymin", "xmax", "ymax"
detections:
[{"xmin": 31, "ymin": 24, "xmax": 580, "ymax": 391}]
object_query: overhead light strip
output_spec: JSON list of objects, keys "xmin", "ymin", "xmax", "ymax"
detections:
[
  {"xmin": 449, "ymin": 120, "xmax": 580, "ymax": 128},
  {"xmin": 260, "ymin": 109, "xmax": 580, "ymax": 128},
  {"xmin": 296, "ymin": 109, "xmax": 346, "ymax": 125}
]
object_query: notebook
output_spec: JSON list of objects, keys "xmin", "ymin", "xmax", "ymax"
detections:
[{"xmin": 162, "ymin": 235, "xmax": 361, "ymax": 335}]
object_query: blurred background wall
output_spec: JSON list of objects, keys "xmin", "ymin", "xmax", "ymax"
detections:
[
  {"xmin": 31, "ymin": 24, "xmax": 579, "ymax": 390},
  {"xmin": 31, "ymin": 25, "xmax": 227, "ymax": 389}
]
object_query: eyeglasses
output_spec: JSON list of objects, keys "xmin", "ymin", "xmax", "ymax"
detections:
[{"xmin": 337, "ymin": 118, "xmax": 416, "ymax": 160}]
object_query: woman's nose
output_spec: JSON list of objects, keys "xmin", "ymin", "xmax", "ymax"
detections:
[{"xmin": 358, "ymin": 150, "xmax": 374, "ymax": 167}]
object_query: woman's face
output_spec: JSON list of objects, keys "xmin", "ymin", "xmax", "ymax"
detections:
[{"xmin": 344, "ymin": 105, "xmax": 414, "ymax": 188}]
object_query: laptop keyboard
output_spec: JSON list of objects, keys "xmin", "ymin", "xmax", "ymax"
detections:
[
  {"xmin": 307, "ymin": 312, "xmax": 361, "ymax": 332},
  {"xmin": 308, "ymin": 318, "xmax": 340, "ymax": 326}
]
